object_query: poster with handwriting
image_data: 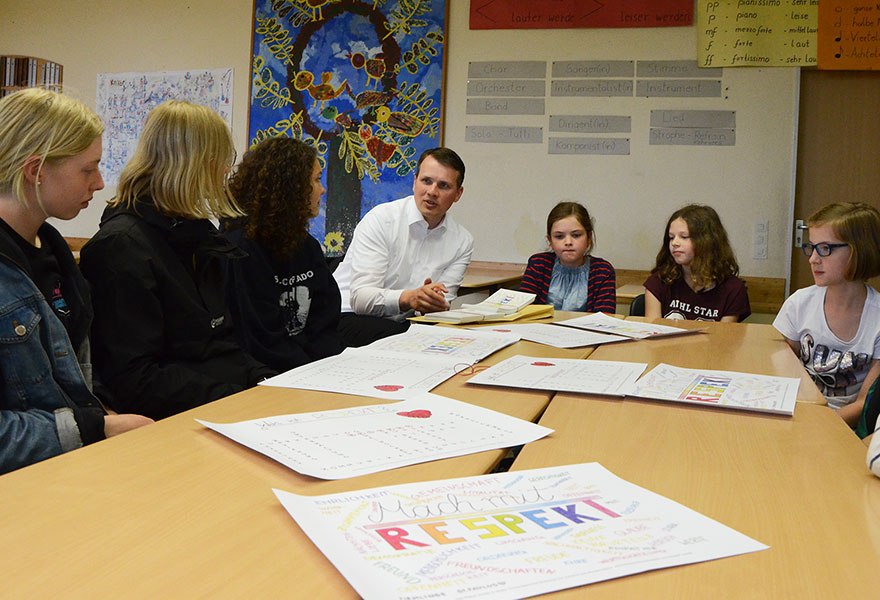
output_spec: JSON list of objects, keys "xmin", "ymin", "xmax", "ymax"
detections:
[
  {"xmin": 260, "ymin": 348, "xmax": 459, "ymax": 400},
  {"xmin": 697, "ymin": 0, "xmax": 818, "ymax": 67},
  {"xmin": 96, "ymin": 69, "xmax": 233, "ymax": 186},
  {"xmin": 470, "ymin": 0, "xmax": 692, "ymax": 29},
  {"xmin": 467, "ymin": 355, "xmax": 647, "ymax": 396},
  {"xmin": 275, "ymin": 462, "xmax": 768, "ymax": 599},
  {"xmin": 366, "ymin": 324, "xmax": 519, "ymax": 364},
  {"xmin": 474, "ymin": 323, "xmax": 629, "ymax": 349},
  {"xmin": 818, "ymin": 1, "xmax": 880, "ymax": 69},
  {"xmin": 198, "ymin": 394, "xmax": 551, "ymax": 479},
  {"xmin": 556, "ymin": 312, "xmax": 697, "ymax": 339},
  {"xmin": 626, "ymin": 363, "xmax": 800, "ymax": 416}
]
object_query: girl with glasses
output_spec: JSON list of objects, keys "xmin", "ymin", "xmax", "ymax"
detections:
[{"xmin": 773, "ymin": 202, "xmax": 880, "ymax": 428}]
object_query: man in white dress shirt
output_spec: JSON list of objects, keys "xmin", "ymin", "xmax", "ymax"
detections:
[{"xmin": 334, "ymin": 147, "xmax": 474, "ymax": 347}]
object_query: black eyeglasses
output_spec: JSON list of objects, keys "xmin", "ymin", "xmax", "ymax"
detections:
[{"xmin": 801, "ymin": 242, "xmax": 849, "ymax": 257}]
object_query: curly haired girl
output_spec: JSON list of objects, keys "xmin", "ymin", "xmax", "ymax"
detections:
[{"xmin": 222, "ymin": 137, "xmax": 343, "ymax": 371}]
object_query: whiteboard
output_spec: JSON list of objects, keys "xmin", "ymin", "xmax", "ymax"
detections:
[{"xmin": 443, "ymin": 9, "xmax": 798, "ymax": 279}]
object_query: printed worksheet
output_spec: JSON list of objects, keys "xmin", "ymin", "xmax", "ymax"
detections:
[
  {"xmin": 625, "ymin": 363, "xmax": 800, "ymax": 416},
  {"xmin": 198, "ymin": 394, "xmax": 551, "ymax": 479},
  {"xmin": 366, "ymin": 324, "xmax": 519, "ymax": 364},
  {"xmin": 557, "ymin": 312, "xmax": 699, "ymax": 339},
  {"xmin": 474, "ymin": 323, "xmax": 629, "ymax": 348},
  {"xmin": 260, "ymin": 348, "xmax": 460, "ymax": 400},
  {"xmin": 274, "ymin": 462, "xmax": 768, "ymax": 600},
  {"xmin": 467, "ymin": 355, "xmax": 647, "ymax": 396}
]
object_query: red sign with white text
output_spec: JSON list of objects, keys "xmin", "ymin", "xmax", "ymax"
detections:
[{"xmin": 470, "ymin": 0, "xmax": 693, "ymax": 30}]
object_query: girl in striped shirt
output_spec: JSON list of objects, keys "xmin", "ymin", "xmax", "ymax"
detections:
[{"xmin": 519, "ymin": 202, "xmax": 616, "ymax": 313}]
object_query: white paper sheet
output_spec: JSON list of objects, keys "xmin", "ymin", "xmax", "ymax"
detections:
[
  {"xmin": 259, "ymin": 348, "xmax": 460, "ymax": 400},
  {"xmin": 467, "ymin": 355, "xmax": 647, "ymax": 396},
  {"xmin": 474, "ymin": 323, "xmax": 629, "ymax": 348},
  {"xmin": 625, "ymin": 363, "xmax": 800, "ymax": 416},
  {"xmin": 274, "ymin": 462, "xmax": 768, "ymax": 600},
  {"xmin": 557, "ymin": 312, "xmax": 698, "ymax": 339},
  {"xmin": 197, "ymin": 394, "xmax": 551, "ymax": 479},
  {"xmin": 366, "ymin": 324, "xmax": 519, "ymax": 364}
]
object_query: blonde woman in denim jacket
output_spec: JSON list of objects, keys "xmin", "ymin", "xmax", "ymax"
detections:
[{"xmin": 0, "ymin": 89, "xmax": 151, "ymax": 474}]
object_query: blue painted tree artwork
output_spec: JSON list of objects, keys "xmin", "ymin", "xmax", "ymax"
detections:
[{"xmin": 248, "ymin": 0, "xmax": 447, "ymax": 255}]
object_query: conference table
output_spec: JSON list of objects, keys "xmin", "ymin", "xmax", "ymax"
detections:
[
  {"xmin": 0, "ymin": 328, "xmax": 589, "ymax": 598},
  {"xmin": 1, "ymin": 315, "xmax": 877, "ymax": 598},
  {"xmin": 512, "ymin": 398, "xmax": 880, "ymax": 598}
]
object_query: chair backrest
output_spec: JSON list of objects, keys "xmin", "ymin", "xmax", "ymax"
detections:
[
  {"xmin": 325, "ymin": 254, "xmax": 344, "ymax": 273},
  {"xmin": 629, "ymin": 293, "xmax": 645, "ymax": 317}
]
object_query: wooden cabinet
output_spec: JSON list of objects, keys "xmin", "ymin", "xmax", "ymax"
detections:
[{"xmin": 0, "ymin": 55, "xmax": 63, "ymax": 98}]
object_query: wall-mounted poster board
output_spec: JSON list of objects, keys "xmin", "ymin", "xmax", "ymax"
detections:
[
  {"xmin": 96, "ymin": 69, "xmax": 234, "ymax": 186},
  {"xmin": 444, "ymin": 8, "xmax": 798, "ymax": 281},
  {"xmin": 818, "ymin": 1, "xmax": 880, "ymax": 70}
]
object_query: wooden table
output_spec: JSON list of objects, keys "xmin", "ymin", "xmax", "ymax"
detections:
[
  {"xmin": 0, "ymin": 319, "xmax": 857, "ymax": 598},
  {"xmin": 0, "ymin": 338, "xmax": 589, "ymax": 598},
  {"xmin": 590, "ymin": 318, "xmax": 827, "ymax": 404},
  {"xmin": 511, "ymin": 396, "xmax": 880, "ymax": 598},
  {"xmin": 460, "ymin": 261, "xmax": 525, "ymax": 293}
]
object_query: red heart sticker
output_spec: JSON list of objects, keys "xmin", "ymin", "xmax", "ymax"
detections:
[
  {"xmin": 531, "ymin": 362, "xmax": 555, "ymax": 367},
  {"xmin": 374, "ymin": 385, "xmax": 404, "ymax": 392},
  {"xmin": 397, "ymin": 410, "xmax": 432, "ymax": 418}
]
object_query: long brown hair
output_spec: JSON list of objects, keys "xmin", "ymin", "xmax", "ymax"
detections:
[
  {"xmin": 653, "ymin": 204, "xmax": 739, "ymax": 289},
  {"xmin": 228, "ymin": 137, "xmax": 317, "ymax": 261}
]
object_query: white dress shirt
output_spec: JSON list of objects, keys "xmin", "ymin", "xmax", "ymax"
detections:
[{"xmin": 334, "ymin": 195, "xmax": 474, "ymax": 319}]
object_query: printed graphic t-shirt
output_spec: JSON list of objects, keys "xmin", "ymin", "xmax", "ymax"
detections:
[
  {"xmin": 773, "ymin": 284, "xmax": 880, "ymax": 409},
  {"xmin": 644, "ymin": 273, "xmax": 751, "ymax": 322}
]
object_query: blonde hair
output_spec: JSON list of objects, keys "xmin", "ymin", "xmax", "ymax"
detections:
[
  {"xmin": 0, "ymin": 88, "xmax": 103, "ymax": 202},
  {"xmin": 113, "ymin": 100, "xmax": 242, "ymax": 219},
  {"xmin": 807, "ymin": 202, "xmax": 880, "ymax": 281}
]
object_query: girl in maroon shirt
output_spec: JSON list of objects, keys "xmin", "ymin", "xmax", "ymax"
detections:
[{"xmin": 644, "ymin": 204, "xmax": 750, "ymax": 322}]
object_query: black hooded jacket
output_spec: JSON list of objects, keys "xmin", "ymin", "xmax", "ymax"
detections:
[{"xmin": 79, "ymin": 200, "xmax": 275, "ymax": 419}]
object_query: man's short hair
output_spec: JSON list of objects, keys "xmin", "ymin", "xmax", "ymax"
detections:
[{"xmin": 416, "ymin": 147, "xmax": 465, "ymax": 188}]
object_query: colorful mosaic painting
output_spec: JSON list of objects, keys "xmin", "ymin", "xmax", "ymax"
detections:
[{"xmin": 248, "ymin": 0, "xmax": 447, "ymax": 255}]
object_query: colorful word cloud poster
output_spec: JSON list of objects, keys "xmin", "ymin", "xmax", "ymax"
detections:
[
  {"xmin": 818, "ymin": 1, "xmax": 880, "ymax": 69},
  {"xmin": 627, "ymin": 363, "xmax": 799, "ymax": 415},
  {"xmin": 275, "ymin": 463, "xmax": 767, "ymax": 599},
  {"xmin": 697, "ymin": 0, "xmax": 818, "ymax": 67}
]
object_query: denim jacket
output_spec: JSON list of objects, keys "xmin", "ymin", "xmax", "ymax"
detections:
[{"xmin": 0, "ymin": 222, "xmax": 105, "ymax": 474}]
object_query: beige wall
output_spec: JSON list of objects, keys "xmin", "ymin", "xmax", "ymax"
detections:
[
  {"xmin": 1, "ymin": 2, "xmax": 798, "ymax": 286},
  {"xmin": 443, "ymin": 8, "xmax": 798, "ymax": 278},
  {"xmin": 0, "ymin": 0, "xmax": 254, "ymax": 237}
]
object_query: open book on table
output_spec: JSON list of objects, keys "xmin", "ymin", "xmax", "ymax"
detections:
[{"xmin": 413, "ymin": 288, "xmax": 540, "ymax": 324}]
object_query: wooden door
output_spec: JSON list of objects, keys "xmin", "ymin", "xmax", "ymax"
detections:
[{"xmin": 793, "ymin": 69, "xmax": 880, "ymax": 293}]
